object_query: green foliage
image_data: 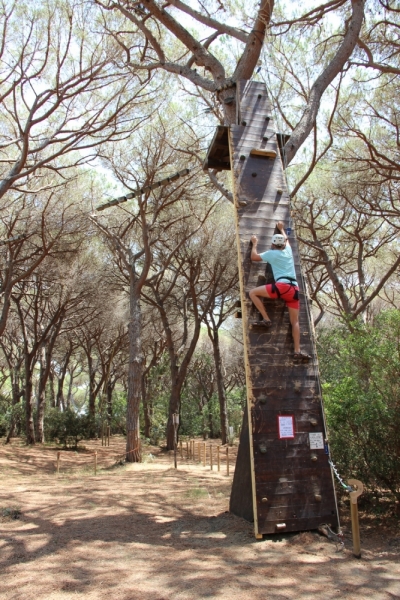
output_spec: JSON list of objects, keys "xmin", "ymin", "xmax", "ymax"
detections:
[
  {"xmin": 45, "ymin": 409, "xmax": 92, "ymax": 449},
  {"xmin": 319, "ymin": 309, "xmax": 400, "ymax": 500},
  {"xmin": 0, "ymin": 395, "xmax": 24, "ymax": 439},
  {"xmin": 0, "ymin": 394, "xmax": 11, "ymax": 437}
]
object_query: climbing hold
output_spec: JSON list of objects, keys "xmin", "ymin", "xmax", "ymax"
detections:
[
  {"xmin": 311, "ymin": 454, "xmax": 318, "ymax": 462},
  {"xmin": 315, "ymin": 494, "xmax": 322, "ymax": 502},
  {"xmin": 252, "ymin": 172, "xmax": 257, "ymax": 177},
  {"xmin": 223, "ymin": 96, "xmax": 235, "ymax": 105},
  {"xmin": 240, "ymin": 155, "xmax": 246, "ymax": 161},
  {"xmin": 241, "ymin": 121, "xmax": 247, "ymax": 126},
  {"xmin": 250, "ymin": 148, "xmax": 276, "ymax": 159},
  {"xmin": 261, "ymin": 497, "xmax": 268, "ymax": 503}
]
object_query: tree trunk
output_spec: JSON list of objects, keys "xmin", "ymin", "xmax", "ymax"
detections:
[
  {"xmin": 212, "ymin": 331, "xmax": 229, "ymax": 445},
  {"xmin": 166, "ymin": 377, "xmax": 181, "ymax": 450},
  {"xmin": 165, "ymin": 323, "xmax": 203, "ymax": 449},
  {"xmin": 25, "ymin": 357, "xmax": 35, "ymax": 445},
  {"xmin": 37, "ymin": 346, "xmax": 46, "ymax": 443},
  {"xmin": 141, "ymin": 373, "xmax": 152, "ymax": 439},
  {"xmin": 56, "ymin": 373, "xmax": 66, "ymax": 411},
  {"xmin": 126, "ymin": 279, "xmax": 143, "ymax": 463},
  {"xmin": 86, "ymin": 355, "xmax": 98, "ymax": 437},
  {"xmin": 106, "ymin": 379, "xmax": 114, "ymax": 421},
  {"xmin": 48, "ymin": 370, "xmax": 55, "ymax": 408},
  {"xmin": 6, "ymin": 365, "xmax": 22, "ymax": 443},
  {"xmin": 88, "ymin": 355, "xmax": 96, "ymax": 418},
  {"xmin": 36, "ymin": 321, "xmax": 62, "ymax": 442},
  {"xmin": 66, "ymin": 369, "xmax": 74, "ymax": 408}
]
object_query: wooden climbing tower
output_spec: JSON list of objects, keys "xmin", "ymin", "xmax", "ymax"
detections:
[{"xmin": 204, "ymin": 80, "xmax": 339, "ymax": 537}]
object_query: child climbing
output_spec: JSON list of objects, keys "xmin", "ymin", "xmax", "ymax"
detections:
[{"xmin": 249, "ymin": 221, "xmax": 311, "ymax": 362}]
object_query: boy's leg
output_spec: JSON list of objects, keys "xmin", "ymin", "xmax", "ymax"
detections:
[
  {"xmin": 288, "ymin": 307, "xmax": 300, "ymax": 353},
  {"xmin": 249, "ymin": 286, "xmax": 271, "ymax": 322}
]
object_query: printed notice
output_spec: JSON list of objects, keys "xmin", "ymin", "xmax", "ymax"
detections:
[
  {"xmin": 309, "ymin": 432, "xmax": 324, "ymax": 449},
  {"xmin": 278, "ymin": 415, "xmax": 295, "ymax": 439}
]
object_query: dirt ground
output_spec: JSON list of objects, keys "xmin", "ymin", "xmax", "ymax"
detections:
[{"xmin": 1, "ymin": 437, "xmax": 400, "ymax": 600}]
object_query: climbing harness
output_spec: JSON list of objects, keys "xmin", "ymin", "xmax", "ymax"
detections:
[
  {"xmin": 271, "ymin": 277, "xmax": 299, "ymax": 301},
  {"xmin": 328, "ymin": 460, "xmax": 354, "ymax": 492}
]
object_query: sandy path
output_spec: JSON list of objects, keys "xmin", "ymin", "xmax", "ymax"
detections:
[{"xmin": 1, "ymin": 439, "xmax": 399, "ymax": 600}]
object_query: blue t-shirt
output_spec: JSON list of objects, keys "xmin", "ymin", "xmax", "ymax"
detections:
[{"xmin": 259, "ymin": 245, "xmax": 298, "ymax": 285}]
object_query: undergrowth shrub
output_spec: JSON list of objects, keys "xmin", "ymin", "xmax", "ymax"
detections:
[
  {"xmin": 45, "ymin": 409, "xmax": 92, "ymax": 448},
  {"xmin": 318, "ymin": 309, "xmax": 400, "ymax": 502}
]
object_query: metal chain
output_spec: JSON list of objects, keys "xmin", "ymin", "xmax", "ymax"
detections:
[
  {"xmin": 328, "ymin": 460, "xmax": 353, "ymax": 492},
  {"xmin": 318, "ymin": 524, "xmax": 345, "ymax": 551}
]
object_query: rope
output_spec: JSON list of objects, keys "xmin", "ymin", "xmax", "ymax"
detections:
[{"xmin": 112, "ymin": 445, "xmax": 141, "ymax": 463}]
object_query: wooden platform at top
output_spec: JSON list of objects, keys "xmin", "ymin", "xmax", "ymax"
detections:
[{"xmin": 223, "ymin": 81, "xmax": 339, "ymax": 537}]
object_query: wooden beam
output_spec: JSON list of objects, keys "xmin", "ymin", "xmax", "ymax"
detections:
[{"xmin": 250, "ymin": 148, "xmax": 277, "ymax": 158}]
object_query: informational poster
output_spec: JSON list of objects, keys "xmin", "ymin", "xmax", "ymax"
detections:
[
  {"xmin": 309, "ymin": 432, "xmax": 324, "ymax": 449},
  {"xmin": 278, "ymin": 415, "xmax": 295, "ymax": 439}
]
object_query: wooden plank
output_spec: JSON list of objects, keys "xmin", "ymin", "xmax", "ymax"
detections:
[{"xmin": 250, "ymin": 149, "xmax": 277, "ymax": 158}]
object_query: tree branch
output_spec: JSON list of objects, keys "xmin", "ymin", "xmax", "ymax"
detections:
[{"xmin": 284, "ymin": 0, "xmax": 365, "ymax": 165}]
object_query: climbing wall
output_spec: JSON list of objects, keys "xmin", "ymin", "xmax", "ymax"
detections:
[{"xmin": 227, "ymin": 81, "xmax": 339, "ymax": 537}]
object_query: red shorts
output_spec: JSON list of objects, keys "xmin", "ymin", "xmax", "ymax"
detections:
[{"xmin": 266, "ymin": 283, "xmax": 300, "ymax": 309}]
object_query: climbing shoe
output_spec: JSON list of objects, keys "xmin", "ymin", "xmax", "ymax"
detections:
[{"xmin": 293, "ymin": 351, "xmax": 311, "ymax": 362}]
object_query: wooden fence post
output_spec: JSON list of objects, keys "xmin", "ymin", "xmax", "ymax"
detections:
[
  {"xmin": 210, "ymin": 444, "xmax": 213, "ymax": 470},
  {"xmin": 186, "ymin": 441, "xmax": 189, "ymax": 459},
  {"xmin": 173, "ymin": 413, "xmax": 179, "ymax": 469},
  {"xmin": 226, "ymin": 446, "xmax": 229, "ymax": 476},
  {"xmin": 94, "ymin": 451, "xmax": 97, "ymax": 475},
  {"xmin": 217, "ymin": 446, "xmax": 220, "ymax": 472},
  {"xmin": 107, "ymin": 425, "xmax": 110, "ymax": 446},
  {"xmin": 203, "ymin": 442, "xmax": 206, "ymax": 466},
  {"xmin": 179, "ymin": 440, "xmax": 183, "ymax": 458},
  {"xmin": 56, "ymin": 451, "xmax": 60, "ymax": 476}
]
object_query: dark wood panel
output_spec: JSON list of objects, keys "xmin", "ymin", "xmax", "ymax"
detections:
[
  {"xmin": 258, "ymin": 515, "xmax": 338, "ymax": 535},
  {"xmin": 253, "ymin": 465, "xmax": 334, "ymax": 482},
  {"xmin": 228, "ymin": 80, "xmax": 339, "ymax": 537}
]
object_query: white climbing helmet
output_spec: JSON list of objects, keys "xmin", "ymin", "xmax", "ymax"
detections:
[{"xmin": 271, "ymin": 233, "xmax": 286, "ymax": 247}]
